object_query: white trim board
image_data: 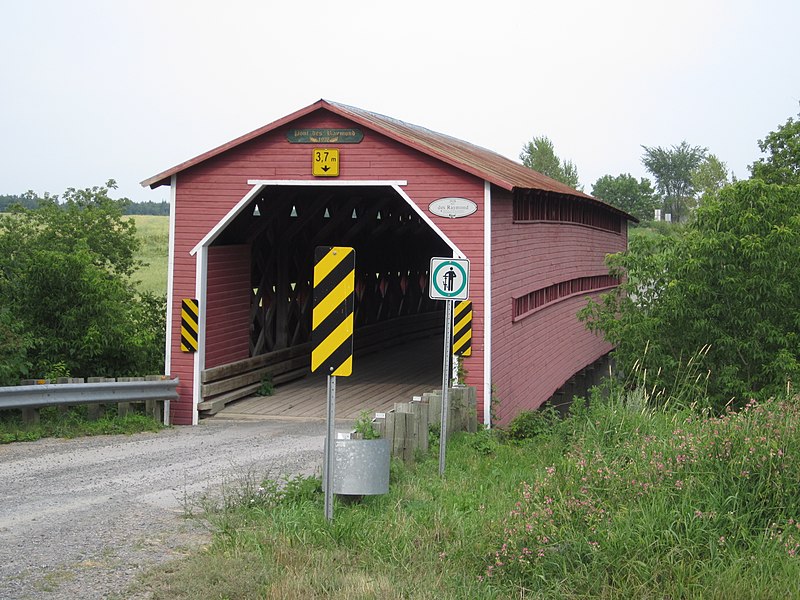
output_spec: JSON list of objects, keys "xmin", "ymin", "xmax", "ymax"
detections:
[
  {"xmin": 192, "ymin": 245, "xmax": 208, "ymax": 426},
  {"xmin": 163, "ymin": 174, "xmax": 178, "ymax": 426}
]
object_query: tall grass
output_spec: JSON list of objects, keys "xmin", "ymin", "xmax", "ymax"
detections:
[
  {"xmin": 140, "ymin": 387, "xmax": 800, "ymax": 599},
  {"xmin": 0, "ymin": 405, "xmax": 164, "ymax": 443},
  {"xmin": 129, "ymin": 215, "xmax": 168, "ymax": 295}
]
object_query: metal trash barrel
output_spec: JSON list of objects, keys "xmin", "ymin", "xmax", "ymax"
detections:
[{"xmin": 332, "ymin": 438, "xmax": 390, "ymax": 495}]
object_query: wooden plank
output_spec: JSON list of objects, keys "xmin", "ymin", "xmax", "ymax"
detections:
[
  {"xmin": 198, "ymin": 383, "xmax": 261, "ymax": 414},
  {"xmin": 214, "ymin": 335, "xmax": 443, "ymax": 420},
  {"xmin": 201, "ymin": 355, "xmax": 311, "ymax": 398},
  {"xmin": 202, "ymin": 342, "xmax": 313, "ymax": 383}
]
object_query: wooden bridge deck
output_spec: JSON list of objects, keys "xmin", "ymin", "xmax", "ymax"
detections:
[{"xmin": 213, "ymin": 334, "xmax": 444, "ymax": 421}]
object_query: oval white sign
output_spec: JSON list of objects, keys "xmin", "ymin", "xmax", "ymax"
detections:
[{"xmin": 428, "ymin": 197, "xmax": 478, "ymax": 219}]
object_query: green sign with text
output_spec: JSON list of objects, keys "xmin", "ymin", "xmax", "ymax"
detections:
[{"xmin": 287, "ymin": 128, "xmax": 363, "ymax": 144}]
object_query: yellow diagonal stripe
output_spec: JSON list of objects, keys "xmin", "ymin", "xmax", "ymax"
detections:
[
  {"xmin": 314, "ymin": 247, "xmax": 352, "ymax": 286},
  {"xmin": 454, "ymin": 300, "xmax": 470, "ymax": 318},
  {"xmin": 454, "ymin": 310, "xmax": 472, "ymax": 334},
  {"xmin": 453, "ymin": 330, "xmax": 469, "ymax": 350},
  {"xmin": 181, "ymin": 325, "xmax": 198, "ymax": 350},
  {"xmin": 181, "ymin": 310, "xmax": 198, "ymax": 332},
  {"xmin": 311, "ymin": 314, "xmax": 354, "ymax": 372},
  {"xmin": 183, "ymin": 298, "xmax": 198, "ymax": 314},
  {"xmin": 332, "ymin": 355, "xmax": 352, "ymax": 376},
  {"xmin": 312, "ymin": 270, "xmax": 355, "ymax": 329}
]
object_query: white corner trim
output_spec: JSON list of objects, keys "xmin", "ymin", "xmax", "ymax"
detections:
[
  {"xmin": 193, "ymin": 245, "xmax": 208, "ymax": 426},
  {"xmin": 162, "ymin": 174, "xmax": 178, "ymax": 426},
  {"xmin": 164, "ymin": 175, "xmax": 177, "ymax": 378},
  {"xmin": 483, "ymin": 180, "xmax": 492, "ymax": 427},
  {"xmin": 190, "ymin": 183, "xmax": 266, "ymax": 256},
  {"xmin": 390, "ymin": 185, "xmax": 465, "ymax": 259}
]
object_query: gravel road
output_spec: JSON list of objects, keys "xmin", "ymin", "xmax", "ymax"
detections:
[{"xmin": 0, "ymin": 419, "xmax": 327, "ymax": 599}]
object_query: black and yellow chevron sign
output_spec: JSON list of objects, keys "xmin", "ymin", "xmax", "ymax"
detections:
[
  {"xmin": 452, "ymin": 300, "xmax": 472, "ymax": 357},
  {"xmin": 181, "ymin": 298, "xmax": 199, "ymax": 353},
  {"xmin": 312, "ymin": 246, "xmax": 355, "ymax": 376}
]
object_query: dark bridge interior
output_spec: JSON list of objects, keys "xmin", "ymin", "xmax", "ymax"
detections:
[{"xmin": 213, "ymin": 185, "xmax": 450, "ymax": 357}]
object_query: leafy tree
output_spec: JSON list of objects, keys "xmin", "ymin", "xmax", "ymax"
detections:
[
  {"xmin": 579, "ymin": 179, "xmax": 800, "ymax": 409},
  {"xmin": 591, "ymin": 173, "xmax": 657, "ymax": 222},
  {"xmin": 0, "ymin": 308, "xmax": 33, "ymax": 386},
  {"xmin": 750, "ymin": 107, "xmax": 800, "ymax": 185},
  {"xmin": 520, "ymin": 135, "xmax": 582, "ymax": 190},
  {"xmin": 641, "ymin": 142, "xmax": 707, "ymax": 222},
  {"xmin": 0, "ymin": 181, "xmax": 165, "ymax": 379},
  {"xmin": 691, "ymin": 154, "xmax": 731, "ymax": 202}
]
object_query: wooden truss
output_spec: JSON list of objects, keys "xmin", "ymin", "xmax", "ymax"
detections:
[{"xmin": 213, "ymin": 185, "xmax": 448, "ymax": 357}]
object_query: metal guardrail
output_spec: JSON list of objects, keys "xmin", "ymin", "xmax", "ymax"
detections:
[{"xmin": 0, "ymin": 379, "xmax": 178, "ymax": 424}]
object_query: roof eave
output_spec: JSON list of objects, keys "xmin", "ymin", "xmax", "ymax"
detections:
[{"xmin": 140, "ymin": 99, "xmax": 329, "ymax": 189}]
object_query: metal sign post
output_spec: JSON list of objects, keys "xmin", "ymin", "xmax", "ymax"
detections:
[
  {"xmin": 312, "ymin": 246, "xmax": 356, "ymax": 522},
  {"xmin": 439, "ymin": 299, "xmax": 453, "ymax": 476},
  {"xmin": 324, "ymin": 375, "xmax": 336, "ymax": 521},
  {"xmin": 429, "ymin": 257, "xmax": 470, "ymax": 477}
]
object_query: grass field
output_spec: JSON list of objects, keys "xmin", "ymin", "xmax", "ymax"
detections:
[
  {"xmin": 129, "ymin": 215, "xmax": 169, "ymax": 296},
  {"xmin": 138, "ymin": 391, "xmax": 800, "ymax": 599}
]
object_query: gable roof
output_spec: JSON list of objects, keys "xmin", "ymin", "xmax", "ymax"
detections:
[{"xmin": 141, "ymin": 99, "xmax": 635, "ymax": 220}]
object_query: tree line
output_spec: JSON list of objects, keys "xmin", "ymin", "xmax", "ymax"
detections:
[
  {"xmin": 521, "ymin": 107, "xmax": 800, "ymax": 409},
  {"xmin": 520, "ymin": 108, "xmax": 799, "ymax": 223},
  {"xmin": 0, "ymin": 190, "xmax": 169, "ymax": 215}
]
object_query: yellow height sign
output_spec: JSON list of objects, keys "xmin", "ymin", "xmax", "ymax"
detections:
[
  {"xmin": 181, "ymin": 298, "xmax": 199, "ymax": 353},
  {"xmin": 312, "ymin": 148, "xmax": 339, "ymax": 177},
  {"xmin": 452, "ymin": 300, "xmax": 472, "ymax": 357},
  {"xmin": 312, "ymin": 246, "xmax": 355, "ymax": 376}
]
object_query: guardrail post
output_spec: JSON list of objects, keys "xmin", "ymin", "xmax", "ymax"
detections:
[
  {"xmin": 145, "ymin": 375, "xmax": 164, "ymax": 422},
  {"xmin": 87, "ymin": 377, "xmax": 114, "ymax": 420},
  {"xmin": 56, "ymin": 377, "xmax": 83, "ymax": 416},
  {"xmin": 19, "ymin": 379, "xmax": 48, "ymax": 424},
  {"xmin": 115, "ymin": 377, "xmax": 137, "ymax": 417}
]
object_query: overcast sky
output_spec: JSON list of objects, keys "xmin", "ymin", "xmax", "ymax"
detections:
[{"xmin": 2, "ymin": 0, "xmax": 798, "ymax": 204}]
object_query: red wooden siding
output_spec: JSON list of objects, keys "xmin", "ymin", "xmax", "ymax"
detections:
[
  {"xmin": 205, "ymin": 245, "xmax": 251, "ymax": 369},
  {"xmin": 167, "ymin": 110, "xmax": 486, "ymax": 423},
  {"xmin": 491, "ymin": 186, "xmax": 627, "ymax": 424}
]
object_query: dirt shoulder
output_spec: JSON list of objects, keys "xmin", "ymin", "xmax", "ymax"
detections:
[{"xmin": 0, "ymin": 419, "xmax": 325, "ymax": 600}]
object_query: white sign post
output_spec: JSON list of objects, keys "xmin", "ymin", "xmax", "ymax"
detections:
[{"xmin": 429, "ymin": 257, "xmax": 470, "ymax": 476}]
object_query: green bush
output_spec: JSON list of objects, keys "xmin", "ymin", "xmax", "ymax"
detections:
[
  {"xmin": 0, "ymin": 182, "xmax": 166, "ymax": 379},
  {"xmin": 353, "ymin": 410, "xmax": 380, "ymax": 439},
  {"xmin": 505, "ymin": 406, "xmax": 560, "ymax": 441},
  {"xmin": 581, "ymin": 180, "xmax": 800, "ymax": 409}
]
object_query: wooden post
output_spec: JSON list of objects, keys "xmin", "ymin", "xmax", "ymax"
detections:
[
  {"xmin": 411, "ymin": 398, "xmax": 429, "ymax": 454},
  {"xmin": 116, "ymin": 377, "xmax": 144, "ymax": 417},
  {"xmin": 21, "ymin": 407, "xmax": 40, "ymax": 425},
  {"xmin": 145, "ymin": 375, "xmax": 164, "ymax": 422},
  {"xmin": 19, "ymin": 378, "xmax": 44, "ymax": 425},
  {"xmin": 423, "ymin": 391, "xmax": 441, "ymax": 432},
  {"xmin": 86, "ymin": 377, "xmax": 112, "ymax": 420},
  {"xmin": 391, "ymin": 410, "xmax": 406, "ymax": 459},
  {"xmin": 384, "ymin": 411, "xmax": 396, "ymax": 457},
  {"xmin": 466, "ymin": 386, "xmax": 478, "ymax": 433}
]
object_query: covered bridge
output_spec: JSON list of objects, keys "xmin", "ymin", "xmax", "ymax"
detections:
[{"xmin": 142, "ymin": 100, "xmax": 633, "ymax": 426}]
